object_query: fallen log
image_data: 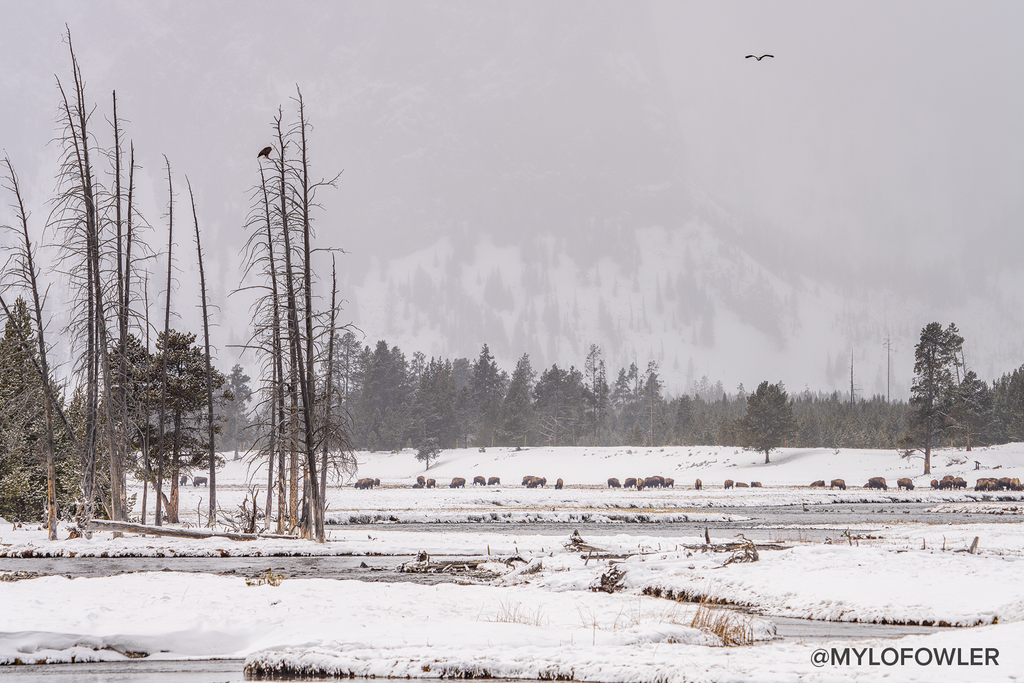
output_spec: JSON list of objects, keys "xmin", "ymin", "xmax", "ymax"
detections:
[{"xmin": 86, "ymin": 519, "xmax": 299, "ymax": 541}]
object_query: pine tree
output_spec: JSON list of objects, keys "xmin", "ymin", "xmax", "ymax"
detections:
[
  {"xmin": 905, "ymin": 322, "xmax": 961, "ymax": 474},
  {"xmin": 469, "ymin": 344, "xmax": 505, "ymax": 447},
  {"xmin": 737, "ymin": 381, "xmax": 797, "ymax": 464},
  {"xmin": 498, "ymin": 354, "xmax": 535, "ymax": 446}
]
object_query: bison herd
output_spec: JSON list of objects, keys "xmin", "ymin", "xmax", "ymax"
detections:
[
  {"xmin": 972, "ymin": 476, "xmax": 1022, "ymax": 491},
  {"xmin": 352, "ymin": 472, "xmax": 1021, "ymax": 492},
  {"xmin": 608, "ymin": 476, "xmax": 675, "ymax": 489}
]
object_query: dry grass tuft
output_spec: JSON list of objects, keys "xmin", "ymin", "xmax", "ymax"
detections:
[
  {"xmin": 689, "ymin": 594, "xmax": 755, "ymax": 646},
  {"xmin": 488, "ymin": 599, "xmax": 549, "ymax": 626}
]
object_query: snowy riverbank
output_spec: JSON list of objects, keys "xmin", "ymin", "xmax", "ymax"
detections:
[{"xmin": 1, "ymin": 444, "xmax": 1023, "ymax": 681}]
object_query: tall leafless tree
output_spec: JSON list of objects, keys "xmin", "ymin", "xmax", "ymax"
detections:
[{"xmin": 187, "ymin": 177, "xmax": 218, "ymax": 525}]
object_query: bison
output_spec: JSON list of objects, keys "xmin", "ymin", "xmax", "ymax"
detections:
[
  {"xmin": 1008, "ymin": 478, "xmax": 1022, "ymax": 491},
  {"xmin": 607, "ymin": 478, "xmax": 621, "ymax": 488},
  {"xmin": 644, "ymin": 476, "xmax": 664, "ymax": 489},
  {"xmin": 930, "ymin": 479, "xmax": 940, "ymax": 489},
  {"xmin": 354, "ymin": 478, "xmax": 374, "ymax": 489},
  {"xmin": 724, "ymin": 479, "xmax": 734, "ymax": 490},
  {"xmin": 897, "ymin": 478, "xmax": 914, "ymax": 491},
  {"xmin": 523, "ymin": 476, "xmax": 537, "ymax": 487},
  {"xmin": 373, "ymin": 478, "xmax": 380, "ymax": 487},
  {"xmin": 426, "ymin": 478, "xmax": 436, "ymax": 488},
  {"xmin": 555, "ymin": 478, "xmax": 564, "ymax": 490},
  {"xmin": 193, "ymin": 476, "xmax": 208, "ymax": 487},
  {"xmin": 664, "ymin": 478, "xmax": 675, "ymax": 488},
  {"xmin": 694, "ymin": 478, "xmax": 702, "ymax": 490},
  {"xmin": 179, "ymin": 475, "xmax": 189, "ymax": 486},
  {"xmin": 473, "ymin": 476, "xmax": 487, "ymax": 486},
  {"xmin": 417, "ymin": 476, "xmax": 426, "ymax": 486},
  {"xmin": 411, "ymin": 482, "xmax": 424, "ymax": 489},
  {"xmin": 975, "ymin": 477, "xmax": 999, "ymax": 491},
  {"xmin": 623, "ymin": 478, "xmax": 637, "ymax": 489},
  {"xmin": 865, "ymin": 477, "xmax": 888, "ymax": 491},
  {"xmin": 954, "ymin": 477, "xmax": 968, "ymax": 490},
  {"xmin": 735, "ymin": 482, "xmax": 749, "ymax": 488},
  {"xmin": 810, "ymin": 480, "xmax": 826, "ymax": 488},
  {"xmin": 449, "ymin": 477, "xmax": 466, "ymax": 489},
  {"xmin": 487, "ymin": 477, "xmax": 501, "ymax": 486},
  {"xmin": 750, "ymin": 481, "xmax": 761, "ymax": 488},
  {"xmin": 830, "ymin": 479, "xmax": 846, "ymax": 490}
]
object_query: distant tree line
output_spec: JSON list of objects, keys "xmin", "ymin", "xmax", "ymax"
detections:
[{"xmin": 310, "ymin": 331, "xmax": 1024, "ymax": 461}]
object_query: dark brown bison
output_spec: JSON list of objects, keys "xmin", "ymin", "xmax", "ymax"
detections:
[
  {"xmin": 555, "ymin": 478, "xmax": 564, "ymax": 490},
  {"xmin": 373, "ymin": 478, "xmax": 381, "ymax": 487},
  {"xmin": 417, "ymin": 476, "xmax": 426, "ymax": 486},
  {"xmin": 449, "ymin": 477, "xmax": 466, "ymax": 489},
  {"xmin": 537, "ymin": 477, "xmax": 547, "ymax": 487},
  {"xmin": 830, "ymin": 479, "xmax": 846, "ymax": 490},
  {"xmin": 930, "ymin": 479, "xmax": 940, "ymax": 489},
  {"xmin": 866, "ymin": 477, "xmax": 888, "ymax": 491},
  {"xmin": 193, "ymin": 476, "xmax": 208, "ymax": 487},
  {"xmin": 938, "ymin": 476, "xmax": 955, "ymax": 490},
  {"xmin": 623, "ymin": 478, "xmax": 637, "ymax": 489},
  {"xmin": 954, "ymin": 477, "xmax": 968, "ymax": 490},
  {"xmin": 724, "ymin": 479, "xmax": 734, "ymax": 490},
  {"xmin": 750, "ymin": 481, "xmax": 761, "ymax": 488},
  {"xmin": 411, "ymin": 482, "xmax": 424, "ymax": 489},
  {"xmin": 735, "ymin": 482, "xmax": 749, "ymax": 488},
  {"xmin": 426, "ymin": 478, "xmax": 436, "ymax": 488},
  {"xmin": 1008, "ymin": 478, "xmax": 1022, "ymax": 491},
  {"xmin": 664, "ymin": 478, "xmax": 675, "ymax": 488},
  {"xmin": 810, "ymin": 480, "xmax": 825, "ymax": 488},
  {"xmin": 897, "ymin": 478, "xmax": 914, "ymax": 491},
  {"xmin": 644, "ymin": 476, "xmax": 664, "ymax": 489},
  {"xmin": 998, "ymin": 477, "xmax": 1013, "ymax": 490},
  {"xmin": 523, "ymin": 476, "xmax": 537, "ymax": 487},
  {"xmin": 975, "ymin": 477, "xmax": 998, "ymax": 491},
  {"xmin": 473, "ymin": 476, "xmax": 487, "ymax": 486},
  {"xmin": 694, "ymin": 478, "xmax": 702, "ymax": 490},
  {"xmin": 179, "ymin": 475, "xmax": 189, "ymax": 486},
  {"xmin": 487, "ymin": 477, "xmax": 501, "ymax": 486},
  {"xmin": 607, "ymin": 478, "xmax": 621, "ymax": 488},
  {"xmin": 354, "ymin": 478, "xmax": 374, "ymax": 489}
]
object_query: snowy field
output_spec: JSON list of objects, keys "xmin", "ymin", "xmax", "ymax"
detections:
[
  {"xmin": 1, "ymin": 444, "xmax": 1023, "ymax": 681},
  {"xmin": 137, "ymin": 442, "xmax": 1024, "ymax": 527}
]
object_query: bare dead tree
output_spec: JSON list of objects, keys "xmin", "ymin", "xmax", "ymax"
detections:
[
  {"xmin": 187, "ymin": 177, "xmax": 218, "ymax": 526},
  {"xmin": 156, "ymin": 155, "xmax": 175, "ymax": 525},
  {"xmin": 1, "ymin": 157, "xmax": 62, "ymax": 539},
  {"xmin": 50, "ymin": 27, "xmax": 105, "ymax": 526}
]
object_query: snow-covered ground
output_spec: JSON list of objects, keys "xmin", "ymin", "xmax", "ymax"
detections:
[
  {"xmin": 1, "ymin": 444, "xmax": 1023, "ymax": 681},
  {"xmin": 139, "ymin": 443, "xmax": 1024, "ymax": 527}
]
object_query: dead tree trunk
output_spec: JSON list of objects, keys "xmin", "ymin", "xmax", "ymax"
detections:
[
  {"xmin": 1, "ymin": 158, "xmax": 61, "ymax": 540},
  {"xmin": 156, "ymin": 155, "xmax": 175, "ymax": 526},
  {"xmin": 187, "ymin": 178, "xmax": 218, "ymax": 526}
]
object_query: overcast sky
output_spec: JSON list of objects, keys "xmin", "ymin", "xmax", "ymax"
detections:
[
  {"xmin": 653, "ymin": 1, "xmax": 1024, "ymax": 274},
  {"xmin": 1, "ymin": 1, "xmax": 1022, "ymax": 388},
  {"xmin": 3, "ymin": 2, "xmax": 1021, "ymax": 261}
]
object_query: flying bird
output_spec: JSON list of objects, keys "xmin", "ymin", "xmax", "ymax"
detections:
[
  {"xmin": 257, "ymin": 145, "xmax": 273, "ymax": 159},
  {"xmin": 745, "ymin": 54, "xmax": 774, "ymax": 61}
]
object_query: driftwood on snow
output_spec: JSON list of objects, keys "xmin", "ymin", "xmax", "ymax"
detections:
[{"xmin": 86, "ymin": 519, "xmax": 299, "ymax": 541}]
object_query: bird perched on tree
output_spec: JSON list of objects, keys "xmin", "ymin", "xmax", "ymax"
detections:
[
  {"xmin": 745, "ymin": 54, "xmax": 774, "ymax": 61},
  {"xmin": 257, "ymin": 145, "xmax": 273, "ymax": 159}
]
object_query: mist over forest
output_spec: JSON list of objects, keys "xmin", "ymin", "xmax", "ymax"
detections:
[{"xmin": 2, "ymin": 1, "xmax": 1023, "ymax": 400}]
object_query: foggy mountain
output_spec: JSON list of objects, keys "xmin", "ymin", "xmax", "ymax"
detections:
[{"xmin": 1, "ymin": 2, "xmax": 1021, "ymax": 399}]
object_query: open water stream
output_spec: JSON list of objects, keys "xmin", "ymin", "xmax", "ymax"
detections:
[{"xmin": 0, "ymin": 501, "xmax": 1004, "ymax": 680}]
